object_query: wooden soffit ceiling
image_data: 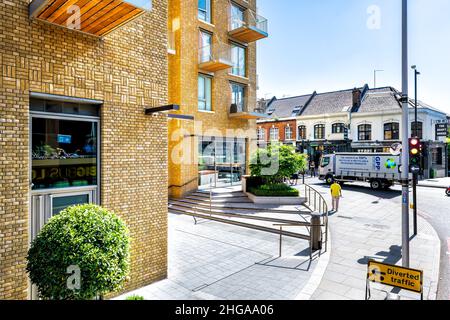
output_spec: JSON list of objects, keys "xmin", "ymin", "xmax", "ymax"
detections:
[{"xmin": 29, "ymin": 0, "xmax": 152, "ymax": 37}]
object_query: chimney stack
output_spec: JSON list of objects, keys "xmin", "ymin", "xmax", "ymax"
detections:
[{"xmin": 352, "ymin": 88, "xmax": 362, "ymax": 107}]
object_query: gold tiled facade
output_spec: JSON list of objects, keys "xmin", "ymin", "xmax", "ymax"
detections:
[
  {"xmin": 168, "ymin": 0, "xmax": 261, "ymax": 198},
  {"xmin": 0, "ymin": 0, "xmax": 168, "ymax": 299}
]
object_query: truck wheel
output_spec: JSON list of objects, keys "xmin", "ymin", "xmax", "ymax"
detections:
[
  {"xmin": 370, "ymin": 180, "xmax": 382, "ymax": 190},
  {"xmin": 325, "ymin": 175, "xmax": 334, "ymax": 185}
]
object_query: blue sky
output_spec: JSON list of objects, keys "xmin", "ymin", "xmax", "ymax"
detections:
[{"xmin": 256, "ymin": 0, "xmax": 450, "ymax": 114}]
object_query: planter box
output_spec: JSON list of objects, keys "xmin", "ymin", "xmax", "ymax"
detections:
[{"xmin": 246, "ymin": 192, "xmax": 307, "ymax": 205}]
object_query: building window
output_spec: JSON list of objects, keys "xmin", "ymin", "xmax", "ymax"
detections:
[
  {"xmin": 199, "ymin": 31, "xmax": 212, "ymax": 63},
  {"xmin": 231, "ymin": 44, "xmax": 246, "ymax": 77},
  {"xmin": 270, "ymin": 127, "xmax": 279, "ymax": 141},
  {"xmin": 257, "ymin": 128, "xmax": 265, "ymax": 141},
  {"xmin": 411, "ymin": 122, "xmax": 423, "ymax": 139},
  {"xmin": 198, "ymin": 74, "xmax": 212, "ymax": 111},
  {"xmin": 314, "ymin": 124, "xmax": 325, "ymax": 140},
  {"xmin": 230, "ymin": 3, "xmax": 245, "ymax": 30},
  {"xmin": 358, "ymin": 124, "xmax": 372, "ymax": 141},
  {"xmin": 198, "ymin": 0, "xmax": 211, "ymax": 23},
  {"xmin": 432, "ymin": 148, "xmax": 443, "ymax": 166},
  {"xmin": 298, "ymin": 125, "xmax": 307, "ymax": 140},
  {"xmin": 292, "ymin": 106, "xmax": 302, "ymax": 117},
  {"xmin": 285, "ymin": 126, "xmax": 293, "ymax": 141},
  {"xmin": 231, "ymin": 82, "xmax": 246, "ymax": 112},
  {"xmin": 384, "ymin": 122, "xmax": 400, "ymax": 140},
  {"xmin": 332, "ymin": 123, "xmax": 345, "ymax": 134},
  {"xmin": 32, "ymin": 117, "xmax": 98, "ymax": 190}
]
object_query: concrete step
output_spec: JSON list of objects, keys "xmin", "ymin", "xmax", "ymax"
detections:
[
  {"xmin": 168, "ymin": 207, "xmax": 310, "ymax": 241},
  {"xmin": 185, "ymin": 195, "xmax": 253, "ymax": 203},
  {"xmin": 191, "ymin": 191, "xmax": 248, "ymax": 199},
  {"xmin": 169, "ymin": 198, "xmax": 312, "ymax": 215},
  {"xmin": 168, "ymin": 202, "xmax": 311, "ymax": 225}
]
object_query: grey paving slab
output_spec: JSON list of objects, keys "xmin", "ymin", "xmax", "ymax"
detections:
[
  {"xmin": 115, "ymin": 210, "xmax": 324, "ymax": 300},
  {"xmin": 299, "ymin": 180, "xmax": 441, "ymax": 301}
]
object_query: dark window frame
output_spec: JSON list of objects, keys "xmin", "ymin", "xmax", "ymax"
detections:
[
  {"xmin": 332, "ymin": 123, "xmax": 345, "ymax": 134},
  {"xmin": 358, "ymin": 124, "xmax": 372, "ymax": 141},
  {"xmin": 314, "ymin": 124, "xmax": 325, "ymax": 140},
  {"xmin": 384, "ymin": 122, "xmax": 400, "ymax": 140},
  {"xmin": 298, "ymin": 125, "xmax": 307, "ymax": 140}
]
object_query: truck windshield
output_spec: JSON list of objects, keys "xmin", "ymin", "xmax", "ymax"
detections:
[{"xmin": 321, "ymin": 157, "xmax": 330, "ymax": 167}]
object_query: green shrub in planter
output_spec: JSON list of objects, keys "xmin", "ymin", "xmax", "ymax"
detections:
[
  {"xmin": 249, "ymin": 184, "xmax": 299, "ymax": 197},
  {"xmin": 26, "ymin": 204, "xmax": 130, "ymax": 300},
  {"xmin": 126, "ymin": 295, "xmax": 145, "ymax": 300}
]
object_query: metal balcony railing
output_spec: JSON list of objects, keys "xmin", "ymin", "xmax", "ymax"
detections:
[
  {"xmin": 198, "ymin": 42, "xmax": 233, "ymax": 72},
  {"xmin": 230, "ymin": 104, "xmax": 269, "ymax": 120},
  {"xmin": 229, "ymin": 9, "xmax": 268, "ymax": 40}
]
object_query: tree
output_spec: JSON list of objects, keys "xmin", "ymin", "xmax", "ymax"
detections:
[
  {"xmin": 27, "ymin": 204, "xmax": 130, "ymax": 300},
  {"xmin": 250, "ymin": 143, "xmax": 307, "ymax": 184}
]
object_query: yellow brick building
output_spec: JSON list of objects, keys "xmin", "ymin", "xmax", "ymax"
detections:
[
  {"xmin": 0, "ymin": 0, "xmax": 168, "ymax": 299},
  {"xmin": 167, "ymin": 0, "xmax": 268, "ymax": 197}
]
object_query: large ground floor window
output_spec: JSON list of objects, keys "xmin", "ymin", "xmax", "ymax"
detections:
[
  {"xmin": 198, "ymin": 137, "xmax": 247, "ymax": 188},
  {"xmin": 32, "ymin": 117, "xmax": 98, "ymax": 190}
]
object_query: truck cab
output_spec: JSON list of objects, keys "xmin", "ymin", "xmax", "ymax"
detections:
[{"xmin": 319, "ymin": 155, "xmax": 335, "ymax": 184}]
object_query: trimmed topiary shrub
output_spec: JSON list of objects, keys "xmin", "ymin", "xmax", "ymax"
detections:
[{"xmin": 26, "ymin": 204, "xmax": 130, "ymax": 300}]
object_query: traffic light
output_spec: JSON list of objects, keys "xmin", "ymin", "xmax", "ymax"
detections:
[{"xmin": 409, "ymin": 137, "xmax": 421, "ymax": 174}]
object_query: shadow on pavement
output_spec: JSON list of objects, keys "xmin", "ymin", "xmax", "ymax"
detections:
[
  {"xmin": 315, "ymin": 182, "xmax": 402, "ymax": 200},
  {"xmin": 357, "ymin": 245, "xmax": 402, "ymax": 266}
]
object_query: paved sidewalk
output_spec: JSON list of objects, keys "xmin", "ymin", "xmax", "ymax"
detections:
[
  {"xmin": 418, "ymin": 177, "xmax": 450, "ymax": 189},
  {"xmin": 115, "ymin": 213, "xmax": 323, "ymax": 300},
  {"xmin": 304, "ymin": 182, "xmax": 441, "ymax": 300}
]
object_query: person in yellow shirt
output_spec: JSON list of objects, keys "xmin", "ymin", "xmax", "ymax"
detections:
[{"xmin": 330, "ymin": 181, "xmax": 342, "ymax": 212}]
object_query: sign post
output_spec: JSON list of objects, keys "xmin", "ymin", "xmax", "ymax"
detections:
[{"xmin": 365, "ymin": 260, "xmax": 423, "ymax": 300}]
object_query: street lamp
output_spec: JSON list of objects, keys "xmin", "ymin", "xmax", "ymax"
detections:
[
  {"xmin": 401, "ymin": 0, "xmax": 410, "ymax": 268},
  {"xmin": 411, "ymin": 65, "xmax": 421, "ymax": 137}
]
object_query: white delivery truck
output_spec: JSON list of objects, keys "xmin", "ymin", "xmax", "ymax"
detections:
[{"xmin": 319, "ymin": 153, "xmax": 402, "ymax": 190}]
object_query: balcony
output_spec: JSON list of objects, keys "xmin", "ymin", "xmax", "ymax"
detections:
[
  {"xmin": 229, "ymin": 9, "xmax": 268, "ymax": 43},
  {"xmin": 29, "ymin": 0, "xmax": 152, "ymax": 37},
  {"xmin": 198, "ymin": 43, "xmax": 233, "ymax": 72},
  {"xmin": 229, "ymin": 104, "xmax": 270, "ymax": 120}
]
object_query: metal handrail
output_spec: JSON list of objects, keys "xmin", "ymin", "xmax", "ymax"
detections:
[{"xmin": 303, "ymin": 184, "xmax": 329, "ymax": 252}]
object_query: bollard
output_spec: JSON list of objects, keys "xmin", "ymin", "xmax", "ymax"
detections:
[{"xmin": 311, "ymin": 213, "xmax": 322, "ymax": 251}]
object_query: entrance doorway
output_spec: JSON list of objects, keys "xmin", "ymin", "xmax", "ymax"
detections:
[{"xmin": 198, "ymin": 136, "xmax": 247, "ymax": 189}]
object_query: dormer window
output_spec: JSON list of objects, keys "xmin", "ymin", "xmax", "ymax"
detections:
[{"xmin": 292, "ymin": 106, "xmax": 302, "ymax": 117}]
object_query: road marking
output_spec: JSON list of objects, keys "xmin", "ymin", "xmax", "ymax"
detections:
[{"xmin": 417, "ymin": 210, "xmax": 432, "ymax": 219}]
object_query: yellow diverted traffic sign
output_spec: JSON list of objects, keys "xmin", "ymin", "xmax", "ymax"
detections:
[{"xmin": 367, "ymin": 260, "xmax": 423, "ymax": 294}]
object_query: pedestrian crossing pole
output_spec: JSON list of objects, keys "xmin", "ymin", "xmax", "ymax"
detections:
[{"xmin": 401, "ymin": 0, "xmax": 410, "ymax": 268}]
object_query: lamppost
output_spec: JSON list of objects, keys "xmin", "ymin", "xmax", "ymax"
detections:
[
  {"xmin": 411, "ymin": 65, "xmax": 421, "ymax": 236},
  {"xmin": 411, "ymin": 66, "xmax": 421, "ymax": 137},
  {"xmin": 401, "ymin": 0, "xmax": 410, "ymax": 268}
]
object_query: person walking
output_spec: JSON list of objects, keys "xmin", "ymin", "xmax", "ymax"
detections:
[
  {"xmin": 310, "ymin": 161, "xmax": 316, "ymax": 177},
  {"xmin": 330, "ymin": 181, "xmax": 342, "ymax": 212}
]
